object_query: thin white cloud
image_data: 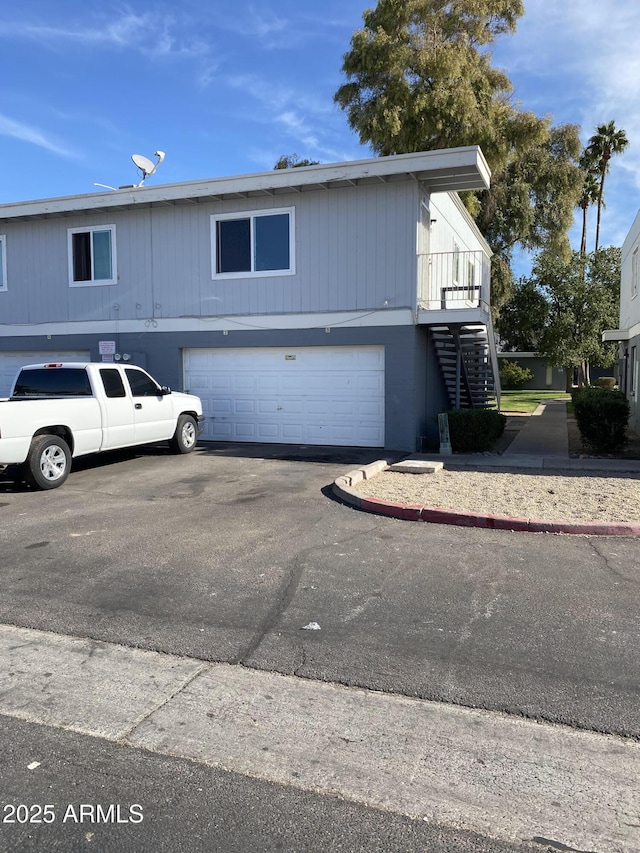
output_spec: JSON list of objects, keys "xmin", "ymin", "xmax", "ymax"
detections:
[
  {"xmin": 212, "ymin": 6, "xmax": 293, "ymax": 50},
  {"xmin": 0, "ymin": 11, "xmax": 208, "ymax": 59},
  {"xmin": 208, "ymin": 3, "xmax": 364, "ymax": 51},
  {"xmin": 0, "ymin": 114, "xmax": 75, "ymax": 158},
  {"xmin": 277, "ymin": 111, "xmax": 319, "ymax": 149},
  {"xmin": 493, "ymin": 0, "xmax": 640, "ymax": 245}
]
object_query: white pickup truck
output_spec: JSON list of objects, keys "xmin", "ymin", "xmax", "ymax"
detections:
[{"xmin": 0, "ymin": 362, "xmax": 204, "ymax": 489}]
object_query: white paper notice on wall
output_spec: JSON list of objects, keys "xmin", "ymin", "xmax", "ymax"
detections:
[{"xmin": 99, "ymin": 341, "xmax": 116, "ymax": 355}]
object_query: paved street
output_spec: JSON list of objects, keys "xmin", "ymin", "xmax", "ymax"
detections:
[{"xmin": 0, "ymin": 443, "xmax": 639, "ymax": 851}]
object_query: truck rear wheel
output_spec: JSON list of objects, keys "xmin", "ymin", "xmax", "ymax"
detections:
[
  {"xmin": 25, "ymin": 435, "xmax": 71, "ymax": 490},
  {"xmin": 169, "ymin": 415, "xmax": 198, "ymax": 454}
]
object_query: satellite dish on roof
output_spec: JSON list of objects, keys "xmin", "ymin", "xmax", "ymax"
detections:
[
  {"xmin": 93, "ymin": 150, "xmax": 165, "ymax": 191},
  {"xmin": 132, "ymin": 150, "xmax": 165, "ymax": 186},
  {"xmin": 132, "ymin": 154, "xmax": 156, "ymax": 174}
]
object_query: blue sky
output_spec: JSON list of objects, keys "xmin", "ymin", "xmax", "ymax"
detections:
[{"xmin": 1, "ymin": 0, "xmax": 639, "ymax": 258}]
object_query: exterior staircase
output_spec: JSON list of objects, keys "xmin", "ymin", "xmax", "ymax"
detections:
[{"xmin": 431, "ymin": 323, "xmax": 501, "ymax": 409}]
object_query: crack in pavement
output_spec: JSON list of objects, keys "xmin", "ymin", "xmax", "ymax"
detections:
[
  {"xmin": 234, "ymin": 523, "xmax": 386, "ymax": 666},
  {"xmin": 589, "ymin": 540, "xmax": 640, "ymax": 586}
]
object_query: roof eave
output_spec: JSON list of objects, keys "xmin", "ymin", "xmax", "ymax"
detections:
[{"xmin": 0, "ymin": 147, "xmax": 491, "ymax": 222}]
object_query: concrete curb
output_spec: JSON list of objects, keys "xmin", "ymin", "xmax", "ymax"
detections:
[{"xmin": 333, "ymin": 464, "xmax": 640, "ymax": 537}]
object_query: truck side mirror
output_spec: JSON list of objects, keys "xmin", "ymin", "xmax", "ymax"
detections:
[{"xmin": 160, "ymin": 386, "xmax": 172, "ymax": 395}]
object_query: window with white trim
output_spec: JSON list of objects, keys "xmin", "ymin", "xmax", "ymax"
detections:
[
  {"xmin": 211, "ymin": 208, "xmax": 295, "ymax": 278},
  {"xmin": 68, "ymin": 225, "xmax": 117, "ymax": 286},
  {"xmin": 632, "ymin": 246, "xmax": 639, "ymax": 299},
  {"xmin": 0, "ymin": 235, "xmax": 6, "ymax": 291}
]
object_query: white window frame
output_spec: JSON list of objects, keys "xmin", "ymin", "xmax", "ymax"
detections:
[
  {"xmin": 632, "ymin": 246, "xmax": 639, "ymax": 299},
  {"xmin": 210, "ymin": 207, "xmax": 296, "ymax": 280},
  {"xmin": 0, "ymin": 235, "xmax": 6, "ymax": 292},
  {"xmin": 67, "ymin": 224, "xmax": 117, "ymax": 287}
]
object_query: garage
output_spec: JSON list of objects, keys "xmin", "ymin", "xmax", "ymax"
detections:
[
  {"xmin": 184, "ymin": 346, "xmax": 385, "ymax": 447},
  {"xmin": 0, "ymin": 350, "xmax": 91, "ymax": 397}
]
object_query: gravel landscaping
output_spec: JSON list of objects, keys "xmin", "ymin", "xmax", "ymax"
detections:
[
  {"xmin": 352, "ymin": 410, "xmax": 640, "ymax": 525},
  {"xmin": 353, "ymin": 468, "xmax": 640, "ymax": 523}
]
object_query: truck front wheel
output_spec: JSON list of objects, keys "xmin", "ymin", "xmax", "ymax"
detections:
[
  {"xmin": 25, "ymin": 435, "xmax": 72, "ymax": 490},
  {"xmin": 169, "ymin": 415, "xmax": 198, "ymax": 454}
]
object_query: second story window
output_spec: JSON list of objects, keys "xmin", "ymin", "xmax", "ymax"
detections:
[
  {"xmin": 68, "ymin": 225, "xmax": 117, "ymax": 286},
  {"xmin": 211, "ymin": 208, "xmax": 295, "ymax": 278},
  {"xmin": 632, "ymin": 246, "xmax": 639, "ymax": 299},
  {"xmin": 0, "ymin": 235, "xmax": 6, "ymax": 291}
]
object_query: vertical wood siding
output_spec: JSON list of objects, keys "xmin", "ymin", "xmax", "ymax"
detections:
[{"xmin": 0, "ymin": 182, "xmax": 419, "ymax": 324}]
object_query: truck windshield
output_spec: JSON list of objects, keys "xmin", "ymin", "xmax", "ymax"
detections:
[{"xmin": 12, "ymin": 368, "xmax": 92, "ymax": 397}]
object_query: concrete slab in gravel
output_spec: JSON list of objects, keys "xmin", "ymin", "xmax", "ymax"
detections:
[
  {"xmin": 389, "ymin": 460, "xmax": 444, "ymax": 474},
  {"xmin": 128, "ymin": 664, "xmax": 640, "ymax": 853},
  {"xmin": 0, "ymin": 624, "xmax": 205, "ymax": 739}
]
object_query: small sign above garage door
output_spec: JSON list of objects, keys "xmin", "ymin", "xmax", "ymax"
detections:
[
  {"xmin": 0, "ymin": 350, "xmax": 91, "ymax": 397},
  {"xmin": 184, "ymin": 346, "xmax": 385, "ymax": 447}
]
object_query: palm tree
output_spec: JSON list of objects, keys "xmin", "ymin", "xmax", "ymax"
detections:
[
  {"xmin": 578, "ymin": 161, "xmax": 604, "ymax": 257},
  {"xmin": 587, "ymin": 121, "xmax": 629, "ymax": 250}
]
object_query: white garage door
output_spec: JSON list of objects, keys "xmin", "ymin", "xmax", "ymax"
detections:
[
  {"xmin": 0, "ymin": 350, "xmax": 91, "ymax": 397},
  {"xmin": 184, "ymin": 346, "xmax": 385, "ymax": 447}
]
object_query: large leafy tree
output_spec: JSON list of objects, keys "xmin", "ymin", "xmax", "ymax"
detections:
[
  {"xmin": 587, "ymin": 121, "xmax": 629, "ymax": 250},
  {"xmin": 334, "ymin": 0, "xmax": 523, "ymax": 162},
  {"xmin": 496, "ymin": 277, "xmax": 549, "ymax": 352},
  {"xmin": 499, "ymin": 248, "xmax": 621, "ymax": 389},
  {"xmin": 334, "ymin": 0, "xmax": 583, "ymax": 312}
]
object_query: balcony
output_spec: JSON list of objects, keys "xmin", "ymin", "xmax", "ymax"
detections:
[
  {"xmin": 418, "ymin": 249, "xmax": 491, "ymax": 315},
  {"xmin": 417, "ymin": 249, "xmax": 500, "ymax": 409}
]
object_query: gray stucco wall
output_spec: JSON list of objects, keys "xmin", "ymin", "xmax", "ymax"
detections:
[{"xmin": 0, "ymin": 325, "xmax": 433, "ymax": 452}]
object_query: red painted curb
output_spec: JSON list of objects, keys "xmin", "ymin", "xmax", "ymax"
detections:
[{"xmin": 335, "ymin": 481, "xmax": 640, "ymax": 535}]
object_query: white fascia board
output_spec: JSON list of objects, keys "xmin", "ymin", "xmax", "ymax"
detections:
[
  {"xmin": 602, "ymin": 323, "xmax": 640, "ymax": 342},
  {"xmin": 0, "ymin": 147, "xmax": 491, "ymax": 221},
  {"xmin": 0, "ymin": 309, "xmax": 415, "ymax": 338}
]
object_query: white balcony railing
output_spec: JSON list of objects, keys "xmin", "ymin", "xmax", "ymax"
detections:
[{"xmin": 418, "ymin": 250, "xmax": 491, "ymax": 311}]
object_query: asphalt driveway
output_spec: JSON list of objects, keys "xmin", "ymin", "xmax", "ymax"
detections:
[{"xmin": 1, "ymin": 442, "xmax": 639, "ymax": 740}]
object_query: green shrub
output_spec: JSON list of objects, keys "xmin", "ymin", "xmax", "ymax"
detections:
[
  {"xmin": 499, "ymin": 360, "xmax": 534, "ymax": 389},
  {"xmin": 572, "ymin": 387, "xmax": 629, "ymax": 452},
  {"xmin": 445, "ymin": 409, "xmax": 507, "ymax": 453}
]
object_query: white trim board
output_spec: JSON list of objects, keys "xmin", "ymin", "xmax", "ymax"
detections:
[{"xmin": 0, "ymin": 309, "xmax": 415, "ymax": 338}]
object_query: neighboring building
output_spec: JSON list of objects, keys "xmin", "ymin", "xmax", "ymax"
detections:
[
  {"xmin": 0, "ymin": 148, "xmax": 499, "ymax": 451},
  {"xmin": 496, "ymin": 353, "xmax": 612, "ymax": 392},
  {"xmin": 603, "ymin": 210, "xmax": 640, "ymax": 432},
  {"xmin": 497, "ymin": 353, "xmax": 567, "ymax": 391}
]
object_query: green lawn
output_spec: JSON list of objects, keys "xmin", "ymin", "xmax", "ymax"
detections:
[{"xmin": 500, "ymin": 389, "xmax": 571, "ymax": 413}]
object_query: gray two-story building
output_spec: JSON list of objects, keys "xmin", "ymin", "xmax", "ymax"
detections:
[{"xmin": 0, "ymin": 147, "xmax": 499, "ymax": 451}]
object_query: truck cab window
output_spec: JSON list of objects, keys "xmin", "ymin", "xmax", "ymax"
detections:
[
  {"xmin": 125, "ymin": 368, "xmax": 161, "ymax": 397},
  {"xmin": 99, "ymin": 368, "xmax": 126, "ymax": 398},
  {"xmin": 12, "ymin": 368, "xmax": 92, "ymax": 397}
]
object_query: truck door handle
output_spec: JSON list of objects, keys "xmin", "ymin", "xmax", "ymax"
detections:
[{"xmin": 135, "ymin": 403, "xmax": 142, "ymax": 409}]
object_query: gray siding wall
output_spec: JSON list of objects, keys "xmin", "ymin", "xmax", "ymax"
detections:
[{"xmin": 0, "ymin": 182, "xmax": 419, "ymax": 324}]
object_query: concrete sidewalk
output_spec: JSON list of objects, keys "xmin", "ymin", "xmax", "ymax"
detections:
[
  {"xmin": 426, "ymin": 399, "xmax": 640, "ymax": 473},
  {"xmin": 1, "ymin": 623, "xmax": 638, "ymax": 853}
]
